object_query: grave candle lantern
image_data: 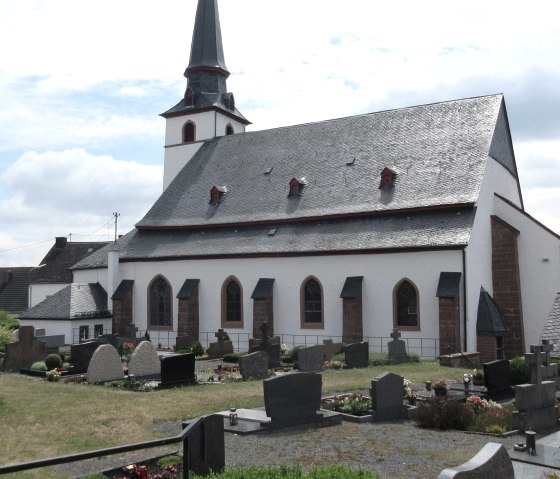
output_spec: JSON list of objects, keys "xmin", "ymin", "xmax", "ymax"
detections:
[{"xmin": 229, "ymin": 408, "xmax": 238, "ymax": 426}]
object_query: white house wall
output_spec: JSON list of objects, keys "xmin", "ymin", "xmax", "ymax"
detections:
[
  {"xmin": 29, "ymin": 283, "xmax": 67, "ymax": 308},
  {"xmin": 493, "ymin": 196, "xmax": 560, "ymax": 349},
  {"xmin": 18, "ymin": 318, "xmax": 112, "ymax": 345}
]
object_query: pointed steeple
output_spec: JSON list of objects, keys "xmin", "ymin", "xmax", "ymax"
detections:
[{"xmin": 185, "ymin": 0, "xmax": 230, "ymax": 80}]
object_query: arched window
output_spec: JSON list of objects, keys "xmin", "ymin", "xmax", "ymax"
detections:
[
  {"xmin": 221, "ymin": 276, "xmax": 243, "ymax": 327},
  {"xmin": 148, "ymin": 276, "xmax": 172, "ymax": 329},
  {"xmin": 225, "ymin": 124, "xmax": 234, "ymax": 136},
  {"xmin": 183, "ymin": 121, "xmax": 196, "ymax": 143},
  {"xmin": 394, "ymin": 279, "xmax": 420, "ymax": 330},
  {"xmin": 301, "ymin": 276, "xmax": 324, "ymax": 328},
  {"xmin": 185, "ymin": 88, "xmax": 194, "ymax": 107}
]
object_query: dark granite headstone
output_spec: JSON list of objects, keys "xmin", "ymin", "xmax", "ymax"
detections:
[
  {"xmin": 160, "ymin": 353, "xmax": 196, "ymax": 387},
  {"xmin": 298, "ymin": 345, "xmax": 326, "ymax": 372},
  {"xmin": 345, "ymin": 342, "xmax": 369, "ymax": 368},
  {"xmin": 248, "ymin": 322, "xmax": 281, "ymax": 367},
  {"xmin": 176, "ymin": 335, "xmax": 194, "ymax": 351},
  {"xmin": 2, "ymin": 326, "xmax": 46, "ymax": 372},
  {"xmin": 239, "ymin": 351, "xmax": 269, "ymax": 380},
  {"xmin": 183, "ymin": 415, "xmax": 225, "ymax": 476},
  {"xmin": 387, "ymin": 329, "xmax": 407, "ymax": 364},
  {"xmin": 369, "ymin": 371, "xmax": 407, "ymax": 421},
  {"xmin": 207, "ymin": 341, "xmax": 234, "ymax": 360},
  {"xmin": 322, "ymin": 339, "xmax": 342, "ymax": 360},
  {"xmin": 483, "ymin": 359, "xmax": 513, "ymax": 399},
  {"xmin": 262, "ymin": 372, "xmax": 322, "ymax": 427},
  {"xmin": 70, "ymin": 340, "xmax": 103, "ymax": 373},
  {"xmin": 100, "ymin": 334, "xmax": 120, "ymax": 349}
]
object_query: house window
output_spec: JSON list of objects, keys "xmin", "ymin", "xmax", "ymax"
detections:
[
  {"xmin": 394, "ymin": 279, "xmax": 420, "ymax": 330},
  {"xmin": 225, "ymin": 124, "xmax": 234, "ymax": 136},
  {"xmin": 301, "ymin": 276, "xmax": 324, "ymax": 328},
  {"xmin": 221, "ymin": 276, "xmax": 243, "ymax": 327},
  {"xmin": 185, "ymin": 88, "xmax": 194, "ymax": 107},
  {"xmin": 149, "ymin": 276, "xmax": 172, "ymax": 329},
  {"xmin": 183, "ymin": 121, "xmax": 196, "ymax": 143},
  {"xmin": 94, "ymin": 324, "xmax": 104, "ymax": 338},
  {"xmin": 79, "ymin": 325, "xmax": 89, "ymax": 341}
]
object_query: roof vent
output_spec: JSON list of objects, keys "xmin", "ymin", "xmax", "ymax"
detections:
[
  {"xmin": 267, "ymin": 228, "xmax": 278, "ymax": 236},
  {"xmin": 288, "ymin": 177, "xmax": 308, "ymax": 197},
  {"xmin": 264, "ymin": 167, "xmax": 273, "ymax": 175},
  {"xmin": 346, "ymin": 157, "xmax": 356, "ymax": 166},
  {"xmin": 209, "ymin": 185, "xmax": 228, "ymax": 205},
  {"xmin": 379, "ymin": 167, "xmax": 397, "ymax": 189}
]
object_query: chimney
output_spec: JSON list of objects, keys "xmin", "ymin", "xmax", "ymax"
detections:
[{"xmin": 55, "ymin": 237, "xmax": 68, "ymax": 248}]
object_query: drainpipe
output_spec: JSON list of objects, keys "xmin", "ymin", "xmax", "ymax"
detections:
[
  {"xmin": 107, "ymin": 243, "xmax": 120, "ymax": 313},
  {"xmin": 462, "ymin": 247, "xmax": 468, "ymax": 351}
]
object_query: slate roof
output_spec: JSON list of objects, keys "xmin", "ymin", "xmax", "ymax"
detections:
[
  {"xmin": 476, "ymin": 287, "xmax": 511, "ymax": 336},
  {"xmin": 541, "ymin": 293, "xmax": 560, "ymax": 355},
  {"xmin": 436, "ymin": 272, "xmax": 462, "ymax": 298},
  {"xmin": 140, "ymin": 94, "xmax": 510, "ymax": 230},
  {"xmin": 18, "ymin": 283, "xmax": 111, "ymax": 321},
  {"xmin": 31, "ymin": 239, "xmax": 109, "ymax": 283},
  {"xmin": 0, "ymin": 267, "xmax": 33, "ymax": 314},
  {"xmin": 73, "ymin": 207, "xmax": 474, "ymax": 268}
]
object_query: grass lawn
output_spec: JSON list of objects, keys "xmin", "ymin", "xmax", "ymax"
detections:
[{"xmin": 0, "ymin": 360, "xmax": 472, "ymax": 477}]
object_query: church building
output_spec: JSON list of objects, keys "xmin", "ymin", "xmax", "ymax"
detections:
[{"xmin": 21, "ymin": 0, "xmax": 560, "ymax": 361}]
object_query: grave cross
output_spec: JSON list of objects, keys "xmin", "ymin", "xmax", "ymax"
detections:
[
  {"xmin": 541, "ymin": 339, "xmax": 553, "ymax": 366},
  {"xmin": 390, "ymin": 328, "xmax": 401, "ymax": 341},
  {"xmin": 215, "ymin": 329, "xmax": 227, "ymax": 342},
  {"xmin": 526, "ymin": 344, "xmax": 544, "ymax": 385}
]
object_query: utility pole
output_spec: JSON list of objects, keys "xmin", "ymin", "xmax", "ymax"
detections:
[{"xmin": 112, "ymin": 212, "xmax": 120, "ymax": 242}]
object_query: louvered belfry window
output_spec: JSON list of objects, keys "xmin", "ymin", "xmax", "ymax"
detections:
[{"xmin": 183, "ymin": 122, "xmax": 196, "ymax": 143}]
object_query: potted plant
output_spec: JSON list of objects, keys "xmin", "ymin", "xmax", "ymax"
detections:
[{"xmin": 433, "ymin": 380, "xmax": 448, "ymax": 397}]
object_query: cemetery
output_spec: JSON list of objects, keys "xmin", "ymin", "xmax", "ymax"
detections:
[{"xmin": 2, "ymin": 322, "xmax": 560, "ymax": 478}]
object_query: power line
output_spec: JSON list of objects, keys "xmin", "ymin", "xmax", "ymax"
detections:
[{"xmin": 0, "ymin": 238, "xmax": 53, "ymax": 254}]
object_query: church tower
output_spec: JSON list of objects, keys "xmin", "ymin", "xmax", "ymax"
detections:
[{"xmin": 161, "ymin": 0, "xmax": 250, "ymax": 190}]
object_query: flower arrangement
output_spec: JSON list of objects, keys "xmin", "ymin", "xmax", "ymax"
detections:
[
  {"xmin": 280, "ymin": 343, "xmax": 288, "ymax": 355},
  {"xmin": 403, "ymin": 379, "xmax": 417, "ymax": 403},
  {"xmin": 465, "ymin": 396, "xmax": 513, "ymax": 433},
  {"xmin": 323, "ymin": 359, "xmax": 344, "ymax": 370},
  {"xmin": 323, "ymin": 393, "xmax": 372, "ymax": 416},
  {"xmin": 46, "ymin": 369, "xmax": 61, "ymax": 382}
]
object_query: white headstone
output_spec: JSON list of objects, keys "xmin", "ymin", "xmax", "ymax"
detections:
[
  {"xmin": 87, "ymin": 344, "xmax": 123, "ymax": 383},
  {"xmin": 129, "ymin": 341, "xmax": 161, "ymax": 377}
]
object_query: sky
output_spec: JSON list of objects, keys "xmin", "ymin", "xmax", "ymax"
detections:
[{"xmin": 1, "ymin": 0, "xmax": 560, "ymax": 267}]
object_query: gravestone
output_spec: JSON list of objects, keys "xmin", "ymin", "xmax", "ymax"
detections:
[
  {"xmin": 207, "ymin": 329, "xmax": 234, "ymax": 360},
  {"xmin": 369, "ymin": 371, "xmax": 408, "ymax": 421},
  {"xmin": 86, "ymin": 344, "xmax": 124, "ymax": 383},
  {"xmin": 482, "ymin": 359, "xmax": 513, "ymax": 399},
  {"xmin": 322, "ymin": 339, "xmax": 342, "ymax": 360},
  {"xmin": 128, "ymin": 340, "xmax": 161, "ymax": 378},
  {"xmin": 176, "ymin": 335, "xmax": 194, "ymax": 351},
  {"xmin": 182, "ymin": 415, "xmax": 225, "ymax": 476},
  {"xmin": 539, "ymin": 339, "xmax": 559, "ymax": 385},
  {"xmin": 437, "ymin": 443, "xmax": 514, "ymax": 479},
  {"xmin": 345, "ymin": 342, "xmax": 369, "ymax": 368},
  {"xmin": 387, "ymin": 329, "xmax": 407, "ymax": 364},
  {"xmin": 239, "ymin": 351, "xmax": 269, "ymax": 380},
  {"xmin": 297, "ymin": 345, "xmax": 326, "ymax": 372},
  {"xmin": 262, "ymin": 372, "xmax": 323, "ymax": 427},
  {"xmin": 513, "ymin": 343, "xmax": 558, "ymax": 431},
  {"xmin": 70, "ymin": 340, "xmax": 103, "ymax": 373},
  {"xmin": 100, "ymin": 334, "xmax": 120, "ymax": 349},
  {"xmin": 160, "ymin": 353, "xmax": 196, "ymax": 387},
  {"xmin": 2, "ymin": 326, "xmax": 46, "ymax": 372},
  {"xmin": 36, "ymin": 334, "xmax": 65, "ymax": 350},
  {"xmin": 248, "ymin": 321, "xmax": 281, "ymax": 368}
]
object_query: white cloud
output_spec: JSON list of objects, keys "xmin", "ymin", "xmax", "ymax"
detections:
[{"xmin": 0, "ymin": 149, "xmax": 162, "ymax": 267}]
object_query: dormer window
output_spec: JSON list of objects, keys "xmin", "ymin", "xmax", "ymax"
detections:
[
  {"xmin": 288, "ymin": 177, "xmax": 308, "ymax": 197},
  {"xmin": 185, "ymin": 88, "xmax": 194, "ymax": 107},
  {"xmin": 225, "ymin": 124, "xmax": 234, "ymax": 136},
  {"xmin": 210, "ymin": 185, "xmax": 227, "ymax": 205},
  {"xmin": 183, "ymin": 121, "xmax": 196, "ymax": 143},
  {"xmin": 223, "ymin": 93, "xmax": 235, "ymax": 111},
  {"xmin": 380, "ymin": 167, "xmax": 396, "ymax": 189}
]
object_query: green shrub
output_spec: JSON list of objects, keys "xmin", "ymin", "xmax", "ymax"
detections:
[
  {"xmin": 31, "ymin": 361, "xmax": 48, "ymax": 371},
  {"xmin": 484, "ymin": 424, "xmax": 508, "ymax": 434},
  {"xmin": 45, "ymin": 353, "xmax": 62, "ymax": 370},
  {"xmin": 368, "ymin": 353, "xmax": 390, "ymax": 367},
  {"xmin": 222, "ymin": 352, "xmax": 246, "ymax": 363},
  {"xmin": 0, "ymin": 310, "xmax": 19, "ymax": 330},
  {"xmin": 414, "ymin": 397, "xmax": 474, "ymax": 430},
  {"xmin": 509, "ymin": 356, "xmax": 529, "ymax": 385},
  {"xmin": 157, "ymin": 455, "xmax": 182, "ymax": 468},
  {"xmin": 0, "ymin": 324, "xmax": 13, "ymax": 347},
  {"xmin": 194, "ymin": 463, "xmax": 378, "ymax": 479},
  {"xmin": 406, "ymin": 352, "xmax": 420, "ymax": 363},
  {"xmin": 288, "ymin": 345, "xmax": 304, "ymax": 363},
  {"xmin": 191, "ymin": 341, "xmax": 205, "ymax": 357}
]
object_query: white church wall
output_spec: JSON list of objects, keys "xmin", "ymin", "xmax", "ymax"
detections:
[
  {"xmin": 118, "ymin": 249, "xmax": 462, "ymax": 353},
  {"xmin": 493, "ymin": 196, "xmax": 560, "ymax": 349},
  {"xmin": 163, "ymin": 142, "xmax": 204, "ymax": 190},
  {"xmin": 463, "ymin": 156, "xmax": 524, "ymax": 351}
]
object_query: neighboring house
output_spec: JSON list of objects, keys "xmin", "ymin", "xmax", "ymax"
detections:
[
  {"xmin": 18, "ymin": 283, "xmax": 112, "ymax": 344},
  {"xmin": 0, "ymin": 267, "xmax": 33, "ymax": 316},
  {"xmin": 29, "ymin": 237, "xmax": 109, "ymax": 308},
  {"xmin": 43, "ymin": 0, "xmax": 560, "ymax": 358}
]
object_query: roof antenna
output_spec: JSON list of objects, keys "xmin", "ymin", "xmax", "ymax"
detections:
[{"xmin": 112, "ymin": 212, "xmax": 120, "ymax": 242}]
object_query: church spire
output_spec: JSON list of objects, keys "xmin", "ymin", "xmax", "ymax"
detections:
[{"xmin": 186, "ymin": 0, "xmax": 229, "ymax": 79}]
